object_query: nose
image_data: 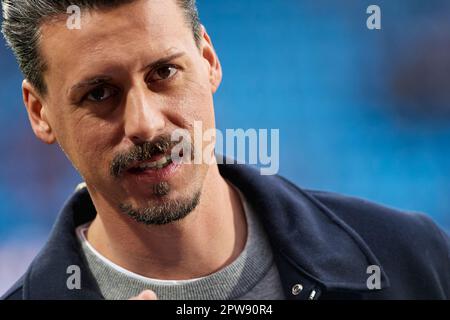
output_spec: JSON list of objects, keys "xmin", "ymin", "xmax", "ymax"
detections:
[{"xmin": 123, "ymin": 88, "xmax": 166, "ymax": 144}]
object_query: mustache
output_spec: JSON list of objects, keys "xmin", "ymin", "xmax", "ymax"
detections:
[{"xmin": 110, "ymin": 135, "xmax": 177, "ymax": 178}]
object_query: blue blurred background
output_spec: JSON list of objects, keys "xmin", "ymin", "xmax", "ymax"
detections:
[{"xmin": 1, "ymin": 0, "xmax": 450, "ymax": 294}]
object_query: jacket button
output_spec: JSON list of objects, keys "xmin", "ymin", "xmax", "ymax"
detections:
[{"xmin": 291, "ymin": 284, "xmax": 303, "ymax": 296}]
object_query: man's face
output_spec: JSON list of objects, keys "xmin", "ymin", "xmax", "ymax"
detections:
[{"xmin": 33, "ymin": 0, "xmax": 221, "ymax": 224}]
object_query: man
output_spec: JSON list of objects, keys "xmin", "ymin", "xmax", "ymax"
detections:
[{"xmin": 1, "ymin": 0, "xmax": 448, "ymax": 300}]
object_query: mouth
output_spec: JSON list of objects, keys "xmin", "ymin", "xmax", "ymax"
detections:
[{"xmin": 127, "ymin": 154, "xmax": 174, "ymax": 174}]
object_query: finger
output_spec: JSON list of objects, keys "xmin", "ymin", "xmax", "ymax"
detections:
[{"xmin": 129, "ymin": 290, "xmax": 158, "ymax": 300}]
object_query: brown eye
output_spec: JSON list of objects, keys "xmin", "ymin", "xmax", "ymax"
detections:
[
  {"xmin": 86, "ymin": 86, "xmax": 116, "ymax": 102},
  {"xmin": 151, "ymin": 65, "xmax": 178, "ymax": 82}
]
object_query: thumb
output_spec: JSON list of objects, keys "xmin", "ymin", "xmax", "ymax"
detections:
[{"xmin": 129, "ymin": 290, "xmax": 158, "ymax": 300}]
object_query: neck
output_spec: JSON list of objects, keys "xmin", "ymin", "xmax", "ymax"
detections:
[{"xmin": 85, "ymin": 164, "xmax": 247, "ymax": 280}]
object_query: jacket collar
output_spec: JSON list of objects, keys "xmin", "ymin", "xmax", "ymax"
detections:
[
  {"xmin": 23, "ymin": 162, "xmax": 389, "ymax": 299},
  {"xmin": 219, "ymin": 163, "xmax": 390, "ymax": 299}
]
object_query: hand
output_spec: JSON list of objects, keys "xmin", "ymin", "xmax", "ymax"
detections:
[{"xmin": 128, "ymin": 290, "xmax": 158, "ymax": 300}]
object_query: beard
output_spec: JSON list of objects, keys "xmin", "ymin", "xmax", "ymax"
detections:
[
  {"xmin": 110, "ymin": 134, "xmax": 203, "ymax": 225},
  {"xmin": 118, "ymin": 184, "xmax": 201, "ymax": 225}
]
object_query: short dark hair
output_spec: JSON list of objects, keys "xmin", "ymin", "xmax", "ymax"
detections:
[{"xmin": 1, "ymin": 0, "xmax": 201, "ymax": 95}]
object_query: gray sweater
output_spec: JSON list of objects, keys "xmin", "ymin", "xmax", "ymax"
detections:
[{"xmin": 76, "ymin": 189, "xmax": 285, "ymax": 300}]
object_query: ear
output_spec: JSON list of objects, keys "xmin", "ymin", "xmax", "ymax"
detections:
[
  {"xmin": 200, "ymin": 25, "xmax": 222, "ymax": 93},
  {"xmin": 22, "ymin": 80, "xmax": 56, "ymax": 144}
]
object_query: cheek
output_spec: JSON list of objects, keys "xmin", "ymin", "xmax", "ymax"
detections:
[
  {"xmin": 61, "ymin": 118, "xmax": 119, "ymax": 179},
  {"xmin": 168, "ymin": 78, "xmax": 216, "ymax": 129}
]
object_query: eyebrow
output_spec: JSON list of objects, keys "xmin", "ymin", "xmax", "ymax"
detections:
[
  {"xmin": 69, "ymin": 52, "xmax": 186, "ymax": 93},
  {"xmin": 139, "ymin": 52, "xmax": 186, "ymax": 73},
  {"xmin": 70, "ymin": 76, "xmax": 113, "ymax": 92}
]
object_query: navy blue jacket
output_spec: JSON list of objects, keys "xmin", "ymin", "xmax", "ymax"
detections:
[{"xmin": 2, "ymin": 163, "xmax": 449, "ymax": 300}]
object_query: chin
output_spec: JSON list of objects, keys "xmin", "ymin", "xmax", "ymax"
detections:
[{"xmin": 118, "ymin": 188, "xmax": 202, "ymax": 226}]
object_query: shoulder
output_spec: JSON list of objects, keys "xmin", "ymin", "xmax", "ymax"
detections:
[
  {"xmin": 298, "ymin": 186, "xmax": 450, "ymax": 298},
  {"xmin": 1, "ymin": 276, "xmax": 25, "ymax": 300},
  {"xmin": 305, "ymin": 187, "xmax": 449, "ymax": 248},
  {"xmin": 275, "ymin": 174, "xmax": 450, "ymax": 297},
  {"xmin": 275, "ymin": 174, "xmax": 448, "ymax": 248}
]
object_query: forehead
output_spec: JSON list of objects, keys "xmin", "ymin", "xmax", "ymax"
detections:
[{"xmin": 38, "ymin": 0, "xmax": 193, "ymax": 87}]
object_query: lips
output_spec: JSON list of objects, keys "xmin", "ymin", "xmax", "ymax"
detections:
[
  {"xmin": 127, "ymin": 154, "xmax": 173, "ymax": 173},
  {"xmin": 125, "ymin": 153, "xmax": 181, "ymax": 183}
]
